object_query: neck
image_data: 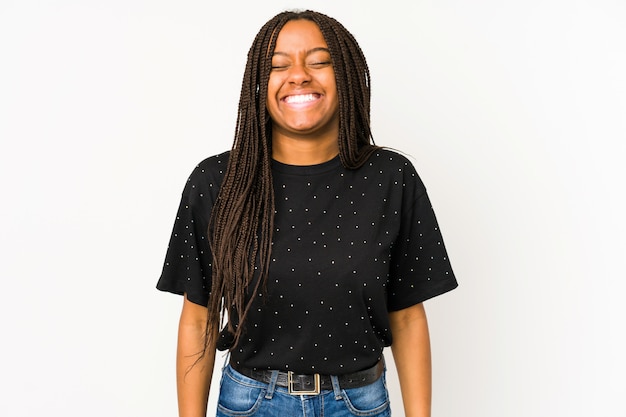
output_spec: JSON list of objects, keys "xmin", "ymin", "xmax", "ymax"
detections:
[{"xmin": 272, "ymin": 134, "xmax": 339, "ymax": 166}]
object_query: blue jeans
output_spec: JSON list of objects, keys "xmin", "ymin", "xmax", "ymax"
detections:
[{"xmin": 215, "ymin": 364, "xmax": 391, "ymax": 417}]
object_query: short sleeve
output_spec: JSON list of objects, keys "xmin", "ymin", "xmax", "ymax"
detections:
[
  {"xmin": 387, "ymin": 162, "xmax": 458, "ymax": 311},
  {"xmin": 156, "ymin": 155, "xmax": 227, "ymax": 306}
]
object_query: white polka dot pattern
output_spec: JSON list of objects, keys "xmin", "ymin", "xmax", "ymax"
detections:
[{"xmin": 157, "ymin": 149, "xmax": 457, "ymax": 375}]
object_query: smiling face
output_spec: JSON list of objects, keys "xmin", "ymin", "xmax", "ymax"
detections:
[{"xmin": 266, "ymin": 19, "xmax": 339, "ymax": 150}]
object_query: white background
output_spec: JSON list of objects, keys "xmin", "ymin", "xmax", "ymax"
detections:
[{"xmin": 1, "ymin": 0, "xmax": 625, "ymax": 416}]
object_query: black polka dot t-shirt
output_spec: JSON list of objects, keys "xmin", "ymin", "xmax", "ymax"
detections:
[{"xmin": 157, "ymin": 149, "xmax": 457, "ymax": 375}]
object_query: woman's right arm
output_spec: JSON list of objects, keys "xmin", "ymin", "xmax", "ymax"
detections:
[{"xmin": 176, "ymin": 294, "xmax": 217, "ymax": 417}]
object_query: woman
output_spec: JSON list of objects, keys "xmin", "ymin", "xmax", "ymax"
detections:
[{"xmin": 157, "ymin": 10, "xmax": 457, "ymax": 417}]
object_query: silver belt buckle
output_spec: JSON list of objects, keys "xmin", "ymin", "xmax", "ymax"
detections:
[{"xmin": 287, "ymin": 371, "xmax": 321, "ymax": 395}]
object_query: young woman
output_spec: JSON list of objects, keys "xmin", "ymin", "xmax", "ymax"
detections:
[{"xmin": 157, "ymin": 10, "xmax": 458, "ymax": 417}]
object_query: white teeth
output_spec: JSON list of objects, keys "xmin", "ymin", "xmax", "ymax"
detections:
[{"xmin": 285, "ymin": 94, "xmax": 317, "ymax": 103}]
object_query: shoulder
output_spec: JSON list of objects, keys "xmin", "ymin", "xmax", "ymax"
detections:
[
  {"xmin": 365, "ymin": 148, "xmax": 417, "ymax": 172},
  {"xmin": 185, "ymin": 151, "xmax": 230, "ymax": 186},
  {"xmin": 366, "ymin": 148, "xmax": 422, "ymax": 179},
  {"xmin": 193, "ymin": 150, "xmax": 231, "ymax": 177},
  {"xmin": 181, "ymin": 150, "xmax": 230, "ymax": 201},
  {"xmin": 364, "ymin": 148, "xmax": 427, "ymax": 197}
]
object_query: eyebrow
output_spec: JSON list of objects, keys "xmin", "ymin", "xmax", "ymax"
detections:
[{"xmin": 272, "ymin": 47, "xmax": 331, "ymax": 57}]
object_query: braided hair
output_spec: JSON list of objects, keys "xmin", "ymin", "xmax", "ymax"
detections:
[{"xmin": 204, "ymin": 10, "xmax": 379, "ymax": 355}]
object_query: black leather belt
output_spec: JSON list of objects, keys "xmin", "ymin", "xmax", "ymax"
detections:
[{"xmin": 230, "ymin": 359, "xmax": 384, "ymax": 395}]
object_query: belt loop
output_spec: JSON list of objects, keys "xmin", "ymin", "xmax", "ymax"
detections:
[
  {"xmin": 265, "ymin": 370, "xmax": 279, "ymax": 399},
  {"xmin": 330, "ymin": 375, "xmax": 342, "ymax": 400}
]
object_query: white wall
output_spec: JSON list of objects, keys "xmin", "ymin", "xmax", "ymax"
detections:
[{"xmin": 1, "ymin": 0, "xmax": 624, "ymax": 416}]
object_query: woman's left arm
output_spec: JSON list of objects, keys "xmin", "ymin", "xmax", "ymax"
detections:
[{"xmin": 389, "ymin": 303, "xmax": 432, "ymax": 417}]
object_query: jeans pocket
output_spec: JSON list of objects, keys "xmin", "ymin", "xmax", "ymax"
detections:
[
  {"xmin": 216, "ymin": 370, "xmax": 266, "ymax": 417},
  {"xmin": 341, "ymin": 375, "xmax": 391, "ymax": 416}
]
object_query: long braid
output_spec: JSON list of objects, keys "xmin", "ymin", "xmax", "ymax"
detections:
[
  {"xmin": 310, "ymin": 13, "xmax": 376, "ymax": 167},
  {"xmin": 201, "ymin": 10, "xmax": 380, "ymax": 359}
]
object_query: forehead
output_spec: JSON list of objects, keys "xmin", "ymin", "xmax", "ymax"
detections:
[{"xmin": 274, "ymin": 19, "xmax": 328, "ymax": 51}]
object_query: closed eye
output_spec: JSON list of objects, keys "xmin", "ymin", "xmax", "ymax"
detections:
[
  {"xmin": 308, "ymin": 61, "xmax": 332, "ymax": 68},
  {"xmin": 270, "ymin": 61, "xmax": 290, "ymax": 71}
]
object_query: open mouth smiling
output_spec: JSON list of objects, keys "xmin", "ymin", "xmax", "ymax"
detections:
[{"xmin": 283, "ymin": 93, "xmax": 321, "ymax": 104}]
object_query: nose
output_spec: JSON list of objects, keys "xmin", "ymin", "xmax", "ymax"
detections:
[{"xmin": 287, "ymin": 63, "xmax": 311, "ymax": 85}]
